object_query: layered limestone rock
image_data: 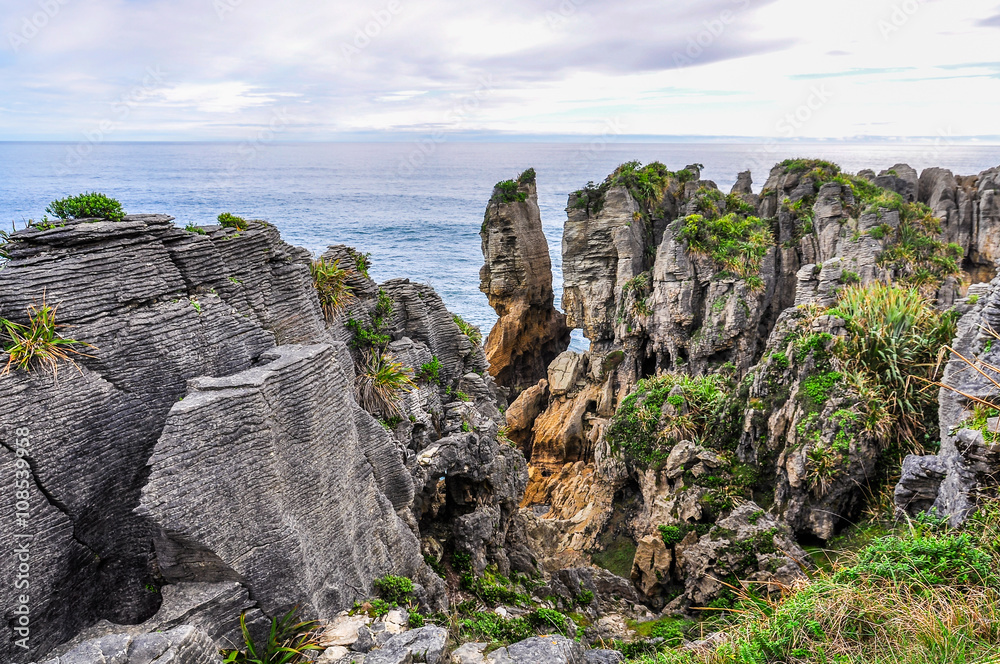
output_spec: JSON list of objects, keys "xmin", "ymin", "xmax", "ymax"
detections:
[
  {"xmin": 0, "ymin": 215, "xmax": 528, "ymax": 660},
  {"xmin": 499, "ymin": 158, "xmax": 1000, "ymax": 609},
  {"xmin": 480, "ymin": 170, "xmax": 570, "ymax": 393}
]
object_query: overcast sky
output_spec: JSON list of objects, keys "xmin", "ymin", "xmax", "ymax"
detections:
[{"xmin": 1, "ymin": 0, "xmax": 999, "ymax": 141}]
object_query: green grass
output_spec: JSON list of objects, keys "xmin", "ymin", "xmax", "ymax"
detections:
[
  {"xmin": 46, "ymin": 192, "xmax": 125, "ymax": 222},
  {"xmin": 217, "ymin": 212, "xmax": 249, "ymax": 230},
  {"xmin": 310, "ymin": 257, "xmax": 355, "ymax": 321},
  {"xmin": 353, "ymin": 350, "xmax": 415, "ymax": 419},
  {"xmin": 1, "ymin": 300, "xmax": 93, "ymax": 375}
]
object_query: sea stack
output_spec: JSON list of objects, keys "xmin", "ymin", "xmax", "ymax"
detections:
[{"xmin": 480, "ymin": 168, "xmax": 571, "ymax": 394}]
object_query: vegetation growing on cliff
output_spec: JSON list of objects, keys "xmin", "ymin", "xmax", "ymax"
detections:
[
  {"xmin": 605, "ymin": 373, "xmax": 735, "ymax": 467},
  {"xmin": 829, "ymin": 282, "xmax": 958, "ymax": 449},
  {"xmin": 453, "ymin": 314, "xmax": 483, "ymax": 345},
  {"xmin": 46, "ymin": 192, "xmax": 126, "ymax": 222},
  {"xmin": 772, "ymin": 160, "xmax": 962, "ymax": 289},
  {"xmin": 354, "ymin": 349, "xmax": 416, "ymax": 418},
  {"xmin": 1, "ymin": 300, "xmax": 93, "ymax": 375},
  {"xmin": 217, "ymin": 212, "xmax": 249, "ymax": 231},
  {"xmin": 677, "ymin": 211, "xmax": 773, "ymax": 291},
  {"xmin": 346, "ymin": 288, "xmax": 393, "ymax": 349},
  {"xmin": 492, "ymin": 170, "xmax": 534, "ymax": 205},
  {"xmin": 622, "ymin": 502, "xmax": 1000, "ymax": 664},
  {"xmin": 310, "ymin": 257, "xmax": 355, "ymax": 321},
  {"xmin": 571, "ymin": 161, "xmax": 687, "ymax": 215},
  {"xmin": 222, "ymin": 608, "xmax": 321, "ymax": 664}
]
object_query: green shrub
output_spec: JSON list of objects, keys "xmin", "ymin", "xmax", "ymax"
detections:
[
  {"xmin": 221, "ymin": 608, "xmax": 320, "ymax": 664},
  {"xmin": 374, "ymin": 575, "xmax": 414, "ymax": 605},
  {"xmin": 494, "ymin": 179, "xmax": 528, "ymax": 204},
  {"xmin": 575, "ymin": 589, "xmax": 594, "ymax": 606},
  {"xmin": 658, "ymin": 524, "xmax": 688, "ymax": 547},
  {"xmin": 417, "ymin": 356, "xmax": 441, "ymax": 383},
  {"xmin": 346, "ymin": 288, "xmax": 393, "ymax": 349},
  {"xmin": 676, "ymin": 212, "xmax": 773, "ymax": 290},
  {"xmin": 457, "ymin": 611, "xmax": 534, "ymax": 644},
  {"xmin": 452, "ymin": 551, "xmax": 473, "ymax": 572},
  {"xmin": 350, "ymin": 250, "xmax": 372, "ymax": 278},
  {"xmin": 46, "ymin": 192, "xmax": 125, "ymax": 222},
  {"xmin": 800, "ymin": 371, "xmax": 842, "ymax": 409},
  {"xmin": 528, "ymin": 608, "xmax": 574, "ymax": 636},
  {"xmin": 834, "ymin": 533, "xmax": 993, "ymax": 588},
  {"xmin": 184, "ymin": 223, "xmax": 207, "ymax": 235},
  {"xmin": 780, "ymin": 158, "xmax": 841, "ymax": 175},
  {"xmin": 453, "ymin": 314, "xmax": 482, "ymax": 345},
  {"xmin": 354, "ymin": 351, "xmax": 415, "ymax": 418},
  {"xmin": 1, "ymin": 300, "xmax": 93, "ymax": 375},
  {"xmin": 832, "ymin": 282, "xmax": 958, "ymax": 446},
  {"xmin": 407, "ymin": 612, "xmax": 425, "ymax": 628},
  {"xmin": 217, "ymin": 212, "xmax": 249, "ymax": 230},
  {"xmin": 310, "ymin": 258, "xmax": 355, "ymax": 321},
  {"xmin": 606, "ymin": 373, "xmax": 732, "ymax": 467}
]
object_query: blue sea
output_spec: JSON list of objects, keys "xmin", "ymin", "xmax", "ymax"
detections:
[{"xmin": 2, "ymin": 141, "xmax": 998, "ymax": 345}]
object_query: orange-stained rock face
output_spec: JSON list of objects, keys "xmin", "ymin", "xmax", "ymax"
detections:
[{"xmin": 480, "ymin": 172, "xmax": 570, "ymax": 392}]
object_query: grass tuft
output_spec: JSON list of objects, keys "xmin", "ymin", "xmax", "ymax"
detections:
[
  {"xmin": 1, "ymin": 299, "xmax": 94, "ymax": 375},
  {"xmin": 310, "ymin": 257, "xmax": 355, "ymax": 321},
  {"xmin": 354, "ymin": 350, "xmax": 416, "ymax": 419}
]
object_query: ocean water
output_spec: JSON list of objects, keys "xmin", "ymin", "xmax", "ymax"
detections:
[{"xmin": 2, "ymin": 141, "xmax": 998, "ymax": 344}]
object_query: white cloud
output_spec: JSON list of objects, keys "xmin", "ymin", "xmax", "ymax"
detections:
[{"xmin": 0, "ymin": 0, "xmax": 998, "ymax": 139}]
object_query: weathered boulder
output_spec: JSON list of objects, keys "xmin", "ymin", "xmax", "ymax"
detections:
[
  {"xmin": 39, "ymin": 625, "xmax": 222, "ymax": 664},
  {"xmin": 486, "ymin": 635, "xmax": 587, "ymax": 663},
  {"xmin": 480, "ymin": 170, "xmax": 570, "ymax": 392},
  {"xmin": 138, "ymin": 343, "xmax": 424, "ymax": 620},
  {"xmin": 364, "ymin": 626, "xmax": 448, "ymax": 664}
]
